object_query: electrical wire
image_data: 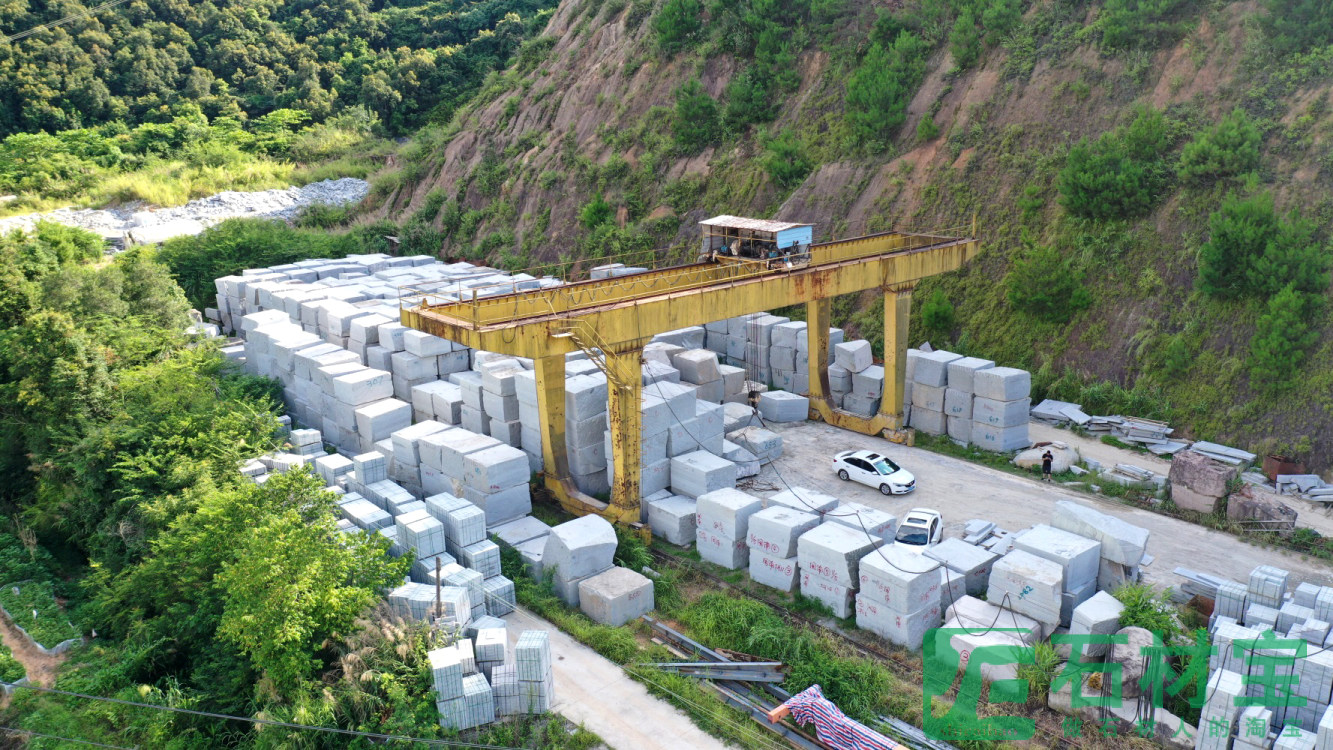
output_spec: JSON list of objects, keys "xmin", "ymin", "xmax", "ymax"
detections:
[
  {"xmin": 0, "ymin": 726, "xmax": 136, "ymax": 749},
  {"xmin": 1, "ymin": 682, "xmax": 522, "ymax": 749},
  {"xmin": 2, "ymin": 0, "xmax": 131, "ymax": 43}
]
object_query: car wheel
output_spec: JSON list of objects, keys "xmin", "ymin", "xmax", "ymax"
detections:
[
  {"xmin": 879, "ymin": 484, "xmax": 893, "ymax": 496},
  {"xmin": 837, "ymin": 469, "xmax": 850, "ymax": 481}
]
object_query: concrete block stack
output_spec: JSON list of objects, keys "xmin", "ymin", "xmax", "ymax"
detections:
[
  {"xmin": 1012, "ymin": 524, "xmax": 1101, "ymax": 626},
  {"xmin": 565, "ymin": 374, "xmax": 610, "ymax": 496},
  {"xmin": 970, "ymin": 367, "xmax": 1031, "ymax": 451},
  {"xmin": 856, "ymin": 545, "xmax": 942, "ymax": 648},
  {"xmin": 1249, "ymin": 565, "xmax": 1289, "ymax": 608},
  {"xmin": 695, "ymin": 488, "xmax": 763, "ymax": 569},
  {"xmin": 906, "ymin": 350, "xmax": 960, "ymax": 436},
  {"xmin": 747, "ymin": 506, "xmax": 820, "ymax": 592},
  {"xmin": 797, "ymin": 523, "xmax": 882, "ymax": 618},
  {"xmin": 578, "ymin": 567, "xmax": 655, "ymax": 626},
  {"xmin": 769, "ymin": 321, "xmax": 807, "ymax": 394},
  {"xmin": 542, "ymin": 515, "xmax": 617, "ymax": 606},
  {"xmin": 834, "ymin": 340, "xmax": 877, "ymax": 416},
  {"xmin": 515, "ymin": 630, "xmax": 554, "ymax": 713},
  {"xmin": 1051, "ymin": 501, "xmax": 1149, "ymax": 590}
]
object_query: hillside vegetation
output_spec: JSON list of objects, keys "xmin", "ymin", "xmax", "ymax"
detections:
[{"xmin": 372, "ymin": 0, "xmax": 1333, "ymax": 469}]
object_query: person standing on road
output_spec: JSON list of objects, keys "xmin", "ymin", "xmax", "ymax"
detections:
[{"xmin": 1041, "ymin": 450, "xmax": 1054, "ymax": 482}]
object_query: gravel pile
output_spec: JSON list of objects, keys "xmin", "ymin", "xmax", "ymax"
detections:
[{"xmin": 0, "ymin": 178, "xmax": 369, "ymax": 247}]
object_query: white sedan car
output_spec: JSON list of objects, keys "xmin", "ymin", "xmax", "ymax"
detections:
[
  {"xmin": 894, "ymin": 509, "xmax": 944, "ymax": 554},
  {"xmin": 831, "ymin": 449, "xmax": 916, "ymax": 495}
]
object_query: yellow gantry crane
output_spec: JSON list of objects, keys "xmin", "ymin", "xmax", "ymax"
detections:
[{"xmin": 400, "ymin": 220, "xmax": 980, "ymax": 526}]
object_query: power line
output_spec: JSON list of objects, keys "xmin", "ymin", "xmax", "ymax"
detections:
[
  {"xmin": 2, "ymin": 0, "xmax": 132, "ymax": 44},
  {"xmin": 0, "ymin": 726, "xmax": 136, "ymax": 750},
  {"xmin": 1, "ymin": 682, "xmax": 519, "ymax": 749}
]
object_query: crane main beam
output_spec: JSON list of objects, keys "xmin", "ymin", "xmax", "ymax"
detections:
[{"xmin": 400, "ymin": 229, "xmax": 980, "ymax": 523}]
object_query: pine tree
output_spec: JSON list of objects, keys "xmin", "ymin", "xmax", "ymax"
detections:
[
  {"xmin": 672, "ymin": 79, "xmax": 720, "ymax": 152},
  {"xmin": 1196, "ymin": 192, "xmax": 1278, "ymax": 299},
  {"xmin": 1249, "ymin": 284, "xmax": 1319, "ymax": 387}
]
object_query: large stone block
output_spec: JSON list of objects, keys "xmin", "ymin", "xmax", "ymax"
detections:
[
  {"xmin": 924, "ymin": 538, "xmax": 999, "ymax": 596},
  {"xmin": 1169, "ymin": 449, "xmax": 1239, "ymax": 499},
  {"xmin": 670, "ymin": 451, "xmax": 737, "ymax": 498},
  {"xmin": 542, "ymin": 515, "xmax": 617, "ymax": 581},
  {"xmin": 797, "ymin": 523, "xmax": 882, "ymax": 588},
  {"xmin": 748, "ymin": 506, "xmax": 820, "ymax": 558},
  {"xmin": 648, "ymin": 495, "xmax": 697, "ymax": 545},
  {"xmin": 1012, "ymin": 524, "xmax": 1101, "ymax": 592},
  {"xmin": 696, "ymin": 528, "xmax": 748, "ymax": 569},
  {"xmin": 355, "ymin": 399, "xmax": 413, "ymax": 442},
  {"xmin": 855, "ymin": 595, "xmax": 942, "ymax": 649},
  {"xmin": 757, "ymin": 391, "xmax": 808, "ymax": 422},
  {"xmin": 579, "ymin": 567, "xmax": 654, "ymax": 626},
  {"xmin": 969, "ymin": 422, "xmax": 1028, "ymax": 452},
  {"xmin": 749, "ymin": 549, "xmax": 799, "ymax": 591},
  {"xmin": 833, "ymin": 340, "xmax": 873, "ymax": 373},
  {"xmin": 945, "ymin": 356, "xmax": 994, "ymax": 392},
  {"xmin": 973, "ymin": 367, "xmax": 1031, "ymax": 401},
  {"xmin": 913, "ymin": 350, "xmax": 963, "ymax": 387},
  {"xmin": 972, "ymin": 397, "xmax": 1032, "ymax": 428},
  {"xmin": 767, "ymin": 486, "xmax": 839, "ymax": 514}
]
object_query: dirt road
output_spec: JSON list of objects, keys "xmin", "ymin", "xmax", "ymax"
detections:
[
  {"xmin": 502, "ymin": 607, "xmax": 731, "ymax": 750},
  {"xmin": 760, "ymin": 421, "xmax": 1333, "ymax": 590},
  {"xmin": 0, "ymin": 607, "xmax": 65, "ymax": 709}
]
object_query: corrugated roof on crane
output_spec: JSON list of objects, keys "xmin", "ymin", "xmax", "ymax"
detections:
[{"xmin": 699, "ymin": 215, "xmax": 813, "ymax": 233}]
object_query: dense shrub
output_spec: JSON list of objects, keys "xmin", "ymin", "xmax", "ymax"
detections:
[
  {"xmin": 949, "ymin": 8, "xmax": 983, "ymax": 68},
  {"xmin": 580, "ymin": 194, "xmax": 614, "ymax": 229},
  {"xmin": 673, "ymin": 79, "xmax": 722, "ymax": 152},
  {"xmin": 1059, "ymin": 108, "xmax": 1175, "ymax": 220},
  {"xmin": 1247, "ymin": 215, "xmax": 1328, "ymax": 297},
  {"xmin": 762, "ymin": 129, "xmax": 812, "ymax": 189},
  {"xmin": 844, "ymin": 32, "xmax": 931, "ymax": 148},
  {"xmin": 920, "ymin": 289, "xmax": 956, "ymax": 338},
  {"xmin": 724, "ymin": 67, "xmax": 779, "ymax": 129},
  {"xmin": 653, "ymin": 0, "xmax": 702, "ymax": 52},
  {"xmin": 1264, "ymin": 0, "xmax": 1333, "ymax": 56},
  {"xmin": 1095, "ymin": 0, "xmax": 1193, "ymax": 51},
  {"xmin": 1005, "ymin": 241, "xmax": 1091, "ymax": 323},
  {"xmin": 1177, "ymin": 109, "xmax": 1262, "ymax": 185},
  {"xmin": 1249, "ymin": 285, "xmax": 1319, "ymax": 388},
  {"xmin": 1197, "ymin": 192, "xmax": 1279, "ymax": 299}
]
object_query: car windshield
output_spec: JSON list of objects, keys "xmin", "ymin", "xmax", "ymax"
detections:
[
  {"xmin": 895, "ymin": 527, "xmax": 928, "ymax": 545},
  {"xmin": 871, "ymin": 458, "xmax": 899, "ymax": 475}
]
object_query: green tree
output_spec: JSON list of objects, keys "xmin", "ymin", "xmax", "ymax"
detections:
[
  {"xmin": 1177, "ymin": 109, "xmax": 1262, "ymax": 185},
  {"xmin": 580, "ymin": 194, "xmax": 614, "ymax": 229},
  {"xmin": 845, "ymin": 32, "xmax": 930, "ymax": 148},
  {"xmin": 672, "ymin": 79, "xmax": 721, "ymax": 152},
  {"xmin": 1196, "ymin": 192, "xmax": 1278, "ymax": 299},
  {"xmin": 920, "ymin": 289, "xmax": 956, "ymax": 339},
  {"xmin": 762, "ymin": 129, "xmax": 811, "ymax": 189},
  {"xmin": 1264, "ymin": 0, "xmax": 1333, "ymax": 56},
  {"xmin": 1097, "ymin": 0, "xmax": 1192, "ymax": 51},
  {"xmin": 1005, "ymin": 242, "xmax": 1091, "ymax": 323},
  {"xmin": 1059, "ymin": 109, "xmax": 1174, "ymax": 220},
  {"xmin": 949, "ymin": 9, "xmax": 982, "ymax": 69},
  {"xmin": 1248, "ymin": 214, "xmax": 1328, "ymax": 297},
  {"xmin": 653, "ymin": 0, "xmax": 702, "ymax": 53},
  {"xmin": 1249, "ymin": 284, "xmax": 1319, "ymax": 388},
  {"xmin": 723, "ymin": 66, "xmax": 778, "ymax": 129},
  {"xmin": 218, "ymin": 477, "xmax": 406, "ymax": 693}
]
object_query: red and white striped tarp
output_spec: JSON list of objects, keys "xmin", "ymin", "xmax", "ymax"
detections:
[{"xmin": 783, "ymin": 684, "xmax": 898, "ymax": 750}]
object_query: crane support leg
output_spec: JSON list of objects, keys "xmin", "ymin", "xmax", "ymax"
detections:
[
  {"xmin": 605, "ymin": 347, "xmax": 644, "ymax": 524},
  {"xmin": 535, "ymin": 354, "xmax": 569, "ymax": 483},
  {"xmin": 878, "ymin": 285, "xmax": 912, "ymax": 429},
  {"xmin": 805, "ymin": 298, "xmax": 833, "ymax": 415}
]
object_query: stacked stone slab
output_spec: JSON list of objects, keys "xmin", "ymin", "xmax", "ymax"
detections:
[
  {"xmin": 462, "ymin": 443, "xmax": 531, "ymax": 525},
  {"xmin": 1012, "ymin": 524, "xmax": 1100, "ymax": 626},
  {"xmin": 670, "ymin": 450, "xmax": 737, "ymax": 498},
  {"xmin": 942, "ymin": 356, "xmax": 993, "ymax": 442},
  {"xmin": 565, "ymin": 373, "xmax": 610, "ymax": 495},
  {"xmin": 579, "ymin": 566, "xmax": 655, "ymax": 626},
  {"xmin": 1052, "ymin": 501, "xmax": 1149, "ymax": 590},
  {"xmin": 797, "ymin": 523, "xmax": 882, "ymax": 618},
  {"xmin": 479, "ymin": 360, "xmax": 525, "ymax": 448},
  {"xmin": 834, "ymin": 340, "xmax": 878, "ymax": 416},
  {"xmin": 696, "ymin": 488, "xmax": 763, "ymax": 569},
  {"xmin": 542, "ymin": 515, "xmax": 617, "ymax": 606},
  {"xmin": 971, "ymin": 367, "xmax": 1031, "ymax": 451},
  {"xmin": 1196, "ymin": 669, "xmax": 1244, "ymax": 750},
  {"xmin": 822, "ymin": 502, "xmax": 898, "ymax": 545},
  {"xmin": 670, "ymin": 348, "xmax": 725, "ymax": 403},
  {"xmin": 747, "ymin": 506, "xmax": 820, "ymax": 592},
  {"xmin": 769, "ymin": 321, "xmax": 808, "ymax": 394},
  {"xmin": 856, "ymin": 545, "xmax": 943, "ymax": 649}
]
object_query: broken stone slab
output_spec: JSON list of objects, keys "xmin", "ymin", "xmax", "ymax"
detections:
[
  {"xmin": 1051, "ymin": 500, "xmax": 1149, "ymax": 567},
  {"xmin": 1030, "ymin": 399, "xmax": 1081, "ymax": 422},
  {"xmin": 1228, "ymin": 484, "xmax": 1298, "ymax": 530},
  {"xmin": 1111, "ymin": 627, "xmax": 1162, "ymax": 699}
]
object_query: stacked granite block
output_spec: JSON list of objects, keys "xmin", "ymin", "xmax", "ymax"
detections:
[
  {"xmin": 856, "ymin": 545, "xmax": 943, "ymax": 649},
  {"xmin": 695, "ymin": 488, "xmax": 763, "ymax": 570},
  {"xmin": 797, "ymin": 522, "xmax": 882, "ymax": 618},
  {"xmin": 542, "ymin": 515, "xmax": 617, "ymax": 606}
]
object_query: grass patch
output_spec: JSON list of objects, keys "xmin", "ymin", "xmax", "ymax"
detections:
[
  {"xmin": 97, "ymin": 157, "xmax": 296, "ymax": 207},
  {"xmin": 0, "ymin": 581, "xmax": 81, "ymax": 650}
]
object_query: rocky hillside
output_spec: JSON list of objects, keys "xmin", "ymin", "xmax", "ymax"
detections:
[{"xmin": 372, "ymin": 0, "xmax": 1333, "ymax": 470}]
